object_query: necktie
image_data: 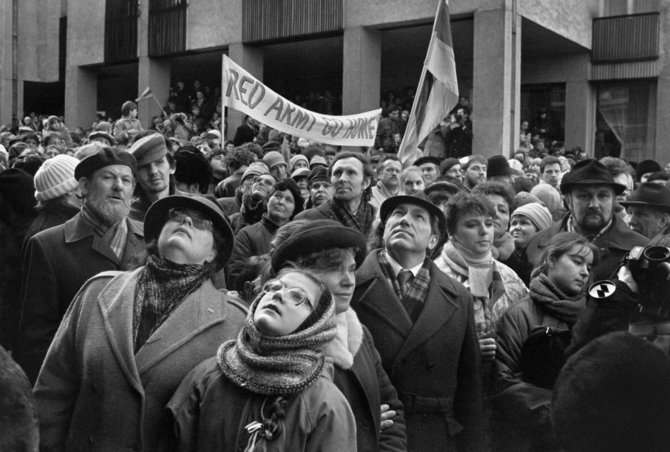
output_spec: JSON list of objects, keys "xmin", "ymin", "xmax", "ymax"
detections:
[{"xmin": 397, "ymin": 269, "xmax": 414, "ymax": 299}]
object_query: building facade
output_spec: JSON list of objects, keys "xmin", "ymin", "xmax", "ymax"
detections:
[{"xmin": 1, "ymin": 0, "xmax": 668, "ymax": 163}]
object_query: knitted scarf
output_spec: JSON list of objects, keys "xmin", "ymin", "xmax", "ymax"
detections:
[
  {"xmin": 217, "ymin": 292, "xmax": 336, "ymax": 395},
  {"xmin": 326, "ymin": 198, "xmax": 375, "ymax": 236},
  {"xmin": 133, "ymin": 253, "xmax": 210, "ymax": 352},
  {"xmin": 529, "ymin": 273, "xmax": 585, "ymax": 327},
  {"xmin": 441, "ymin": 239, "xmax": 505, "ymax": 302},
  {"xmin": 378, "ymin": 249, "xmax": 431, "ymax": 321},
  {"xmin": 80, "ymin": 202, "xmax": 128, "ymax": 260}
]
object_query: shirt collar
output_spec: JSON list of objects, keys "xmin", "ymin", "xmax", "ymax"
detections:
[{"xmin": 385, "ymin": 251, "xmax": 423, "ymax": 278}]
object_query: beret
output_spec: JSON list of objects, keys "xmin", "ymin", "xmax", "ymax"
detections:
[{"xmin": 75, "ymin": 147, "xmax": 136, "ymax": 180}]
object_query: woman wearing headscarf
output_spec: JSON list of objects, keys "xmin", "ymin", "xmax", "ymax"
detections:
[
  {"xmin": 493, "ymin": 232, "xmax": 598, "ymax": 451},
  {"xmin": 34, "ymin": 195, "xmax": 247, "ymax": 451},
  {"xmin": 505, "ymin": 202, "xmax": 554, "ymax": 285},
  {"xmin": 168, "ymin": 267, "xmax": 356, "ymax": 451}
]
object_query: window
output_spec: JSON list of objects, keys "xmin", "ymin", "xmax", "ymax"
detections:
[{"xmin": 595, "ymin": 81, "xmax": 656, "ymax": 161}]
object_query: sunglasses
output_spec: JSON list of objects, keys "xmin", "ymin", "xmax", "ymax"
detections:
[
  {"xmin": 167, "ymin": 208, "xmax": 213, "ymax": 230},
  {"xmin": 262, "ymin": 279, "xmax": 313, "ymax": 308}
]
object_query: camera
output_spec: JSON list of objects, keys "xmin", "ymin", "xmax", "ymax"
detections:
[{"xmin": 625, "ymin": 246, "xmax": 670, "ymax": 319}]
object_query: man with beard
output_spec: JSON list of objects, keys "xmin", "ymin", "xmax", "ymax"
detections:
[
  {"xmin": 370, "ymin": 156, "xmax": 402, "ymax": 210},
  {"xmin": 296, "ymin": 152, "xmax": 375, "ymax": 236},
  {"xmin": 15, "ymin": 148, "xmax": 146, "ymax": 383},
  {"xmin": 463, "ymin": 154, "xmax": 488, "ymax": 191},
  {"xmin": 128, "ymin": 133, "xmax": 181, "ymax": 221},
  {"xmin": 525, "ymin": 159, "xmax": 648, "ymax": 282}
]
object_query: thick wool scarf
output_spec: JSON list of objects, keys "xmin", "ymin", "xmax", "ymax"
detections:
[
  {"xmin": 529, "ymin": 273, "xmax": 585, "ymax": 327},
  {"xmin": 322, "ymin": 308, "xmax": 363, "ymax": 370},
  {"xmin": 378, "ymin": 249, "xmax": 431, "ymax": 322},
  {"xmin": 442, "ymin": 239, "xmax": 505, "ymax": 302},
  {"xmin": 217, "ymin": 292, "xmax": 336, "ymax": 395},
  {"xmin": 80, "ymin": 202, "xmax": 128, "ymax": 260},
  {"xmin": 327, "ymin": 197, "xmax": 375, "ymax": 236},
  {"xmin": 133, "ymin": 253, "xmax": 210, "ymax": 351}
]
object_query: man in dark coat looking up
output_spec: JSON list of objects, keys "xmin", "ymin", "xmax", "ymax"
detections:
[
  {"xmin": 15, "ymin": 147, "xmax": 146, "ymax": 383},
  {"xmin": 351, "ymin": 192, "xmax": 485, "ymax": 451},
  {"xmin": 525, "ymin": 159, "xmax": 648, "ymax": 282}
]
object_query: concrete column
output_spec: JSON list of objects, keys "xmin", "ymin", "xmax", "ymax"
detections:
[
  {"xmin": 226, "ymin": 43, "xmax": 263, "ymax": 142},
  {"xmin": 138, "ymin": 57, "xmax": 171, "ymax": 127},
  {"xmin": 472, "ymin": 6, "xmax": 520, "ymax": 157},
  {"xmin": 342, "ymin": 26, "xmax": 381, "ymax": 115},
  {"xmin": 0, "ymin": 0, "xmax": 14, "ymax": 126},
  {"xmin": 656, "ymin": 70, "xmax": 670, "ymax": 164},
  {"xmin": 565, "ymin": 79, "xmax": 595, "ymax": 156},
  {"xmin": 64, "ymin": 66, "xmax": 97, "ymax": 129}
]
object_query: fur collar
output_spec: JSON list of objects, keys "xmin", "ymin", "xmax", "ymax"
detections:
[{"xmin": 323, "ymin": 308, "xmax": 363, "ymax": 369}]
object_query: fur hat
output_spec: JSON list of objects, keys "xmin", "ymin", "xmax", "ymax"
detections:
[
  {"xmin": 242, "ymin": 161, "xmax": 270, "ymax": 182},
  {"xmin": 512, "ymin": 202, "xmax": 553, "ymax": 231},
  {"xmin": 34, "ymin": 155, "xmax": 79, "ymax": 202},
  {"xmin": 486, "ymin": 155, "xmax": 514, "ymax": 178},
  {"xmin": 262, "ymin": 151, "xmax": 286, "ymax": 170},
  {"xmin": 0, "ymin": 168, "xmax": 36, "ymax": 213}
]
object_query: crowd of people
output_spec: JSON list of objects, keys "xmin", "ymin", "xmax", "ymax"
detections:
[{"xmin": 1, "ymin": 96, "xmax": 670, "ymax": 452}]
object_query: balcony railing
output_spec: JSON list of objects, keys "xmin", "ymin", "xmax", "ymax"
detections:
[
  {"xmin": 105, "ymin": 0, "xmax": 139, "ymax": 62},
  {"xmin": 243, "ymin": 0, "xmax": 343, "ymax": 44},
  {"xmin": 149, "ymin": 0, "xmax": 187, "ymax": 56},
  {"xmin": 592, "ymin": 13, "xmax": 659, "ymax": 64}
]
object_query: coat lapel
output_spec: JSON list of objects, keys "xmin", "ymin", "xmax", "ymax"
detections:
[
  {"xmin": 355, "ymin": 255, "xmax": 413, "ymax": 337},
  {"xmin": 394, "ymin": 265, "xmax": 460, "ymax": 361},
  {"xmin": 135, "ymin": 281, "xmax": 226, "ymax": 374},
  {"xmin": 98, "ymin": 269, "xmax": 144, "ymax": 395}
]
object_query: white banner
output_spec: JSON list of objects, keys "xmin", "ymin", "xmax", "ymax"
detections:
[{"xmin": 222, "ymin": 55, "xmax": 381, "ymax": 147}]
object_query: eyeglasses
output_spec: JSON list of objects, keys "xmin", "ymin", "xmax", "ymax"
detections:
[
  {"xmin": 262, "ymin": 279, "xmax": 313, "ymax": 307},
  {"xmin": 167, "ymin": 208, "xmax": 213, "ymax": 230}
]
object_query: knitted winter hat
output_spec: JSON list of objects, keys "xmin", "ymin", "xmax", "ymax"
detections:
[
  {"xmin": 530, "ymin": 183, "xmax": 562, "ymax": 213},
  {"xmin": 310, "ymin": 155, "xmax": 327, "ymax": 169},
  {"xmin": 290, "ymin": 154, "xmax": 309, "ymax": 170},
  {"xmin": 0, "ymin": 168, "xmax": 36, "ymax": 213},
  {"xmin": 262, "ymin": 151, "xmax": 286, "ymax": 169},
  {"xmin": 242, "ymin": 161, "xmax": 270, "ymax": 182},
  {"xmin": 512, "ymin": 202, "xmax": 553, "ymax": 231},
  {"xmin": 34, "ymin": 155, "xmax": 79, "ymax": 201}
]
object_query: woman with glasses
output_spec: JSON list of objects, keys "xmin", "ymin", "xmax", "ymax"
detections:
[
  {"xmin": 168, "ymin": 267, "xmax": 356, "ymax": 451},
  {"xmin": 34, "ymin": 195, "xmax": 247, "ymax": 451}
]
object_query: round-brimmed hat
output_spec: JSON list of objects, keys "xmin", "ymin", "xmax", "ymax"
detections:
[
  {"xmin": 379, "ymin": 192, "xmax": 447, "ymax": 236},
  {"xmin": 74, "ymin": 147, "xmax": 136, "ymax": 180},
  {"xmin": 414, "ymin": 156, "xmax": 441, "ymax": 168},
  {"xmin": 290, "ymin": 154, "xmax": 309, "ymax": 170},
  {"xmin": 310, "ymin": 155, "xmax": 328, "ymax": 169},
  {"xmin": 271, "ymin": 219, "xmax": 367, "ymax": 272},
  {"xmin": 487, "ymin": 155, "xmax": 518, "ymax": 178},
  {"xmin": 620, "ymin": 182, "xmax": 670, "ymax": 212},
  {"xmin": 559, "ymin": 159, "xmax": 626, "ymax": 195},
  {"xmin": 88, "ymin": 130, "xmax": 116, "ymax": 146},
  {"xmin": 143, "ymin": 194, "xmax": 234, "ymax": 270}
]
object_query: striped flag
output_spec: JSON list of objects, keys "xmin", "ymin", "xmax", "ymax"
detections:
[
  {"xmin": 397, "ymin": 0, "xmax": 459, "ymax": 165},
  {"xmin": 135, "ymin": 87, "xmax": 153, "ymax": 102}
]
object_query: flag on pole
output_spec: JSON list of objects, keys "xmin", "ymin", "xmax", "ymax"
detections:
[
  {"xmin": 135, "ymin": 87, "xmax": 153, "ymax": 102},
  {"xmin": 397, "ymin": 0, "xmax": 459, "ymax": 165}
]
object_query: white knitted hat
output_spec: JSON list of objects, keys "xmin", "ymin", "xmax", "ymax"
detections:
[{"xmin": 34, "ymin": 155, "xmax": 79, "ymax": 201}]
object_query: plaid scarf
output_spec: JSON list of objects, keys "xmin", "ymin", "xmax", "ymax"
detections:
[
  {"xmin": 132, "ymin": 253, "xmax": 210, "ymax": 352},
  {"xmin": 326, "ymin": 197, "xmax": 375, "ymax": 236},
  {"xmin": 378, "ymin": 249, "xmax": 431, "ymax": 322},
  {"xmin": 217, "ymin": 291, "xmax": 336, "ymax": 395},
  {"xmin": 80, "ymin": 203, "xmax": 128, "ymax": 260},
  {"xmin": 530, "ymin": 273, "xmax": 585, "ymax": 327}
]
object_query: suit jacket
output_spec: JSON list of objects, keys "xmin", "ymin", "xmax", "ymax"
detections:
[
  {"xmin": 352, "ymin": 251, "xmax": 485, "ymax": 452},
  {"xmin": 525, "ymin": 214, "xmax": 648, "ymax": 282},
  {"xmin": 15, "ymin": 213, "xmax": 146, "ymax": 383},
  {"xmin": 34, "ymin": 268, "xmax": 247, "ymax": 452}
]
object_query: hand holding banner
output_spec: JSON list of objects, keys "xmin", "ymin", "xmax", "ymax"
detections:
[{"xmin": 222, "ymin": 55, "xmax": 381, "ymax": 147}]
